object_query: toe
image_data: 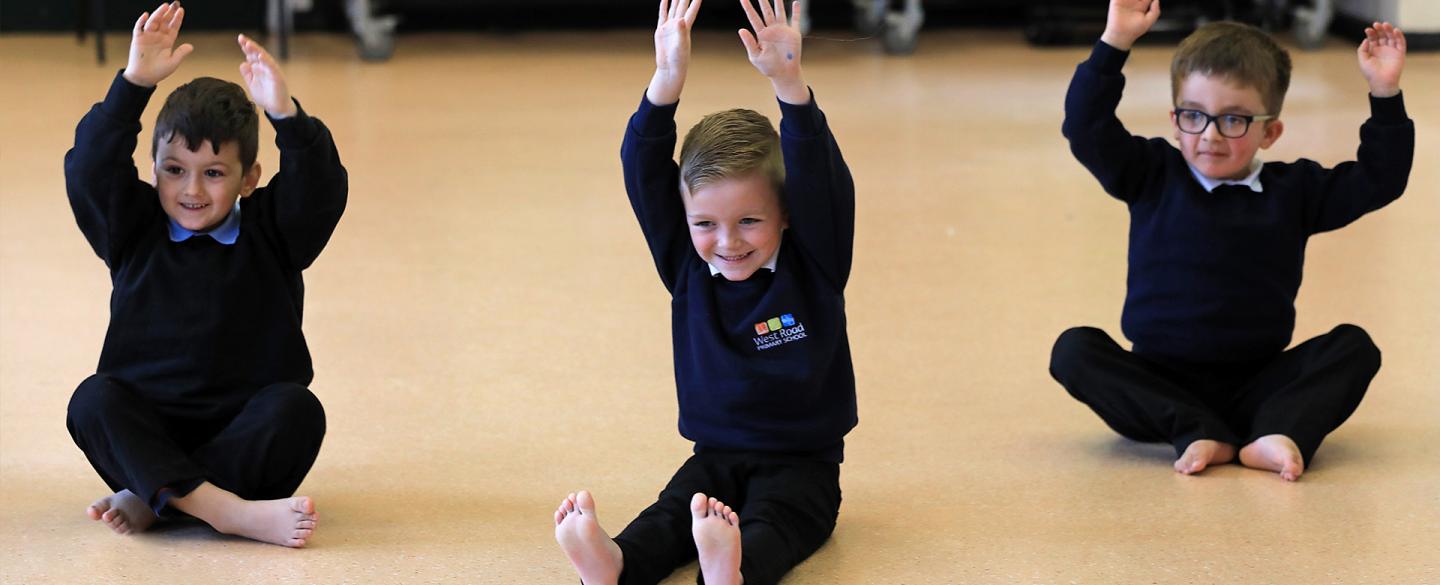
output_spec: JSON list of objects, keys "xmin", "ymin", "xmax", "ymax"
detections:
[
  {"xmin": 690, "ymin": 493, "xmax": 709, "ymax": 518},
  {"xmin": 576, "ymin": 490, "xmax": 597, "ymax": 514}
]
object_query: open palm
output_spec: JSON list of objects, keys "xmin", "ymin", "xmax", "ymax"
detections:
[
  {"xmin": 238, "ymin": 34, "xmax": 296, "ymax": 117},
  {"xmin": 655, "ymin": 0, "xmax": 702, "ymax": 74},
  {"xmin": 1358, "ymin": 22, "xmax": 1405, "ymax": 96},
  {"xmin": 739, "ymin": 0, "xmax": 802, "ymax": 82},
  {"xmin": 124, "ymin": 2, "xmax": 193, "ymax": 87}
]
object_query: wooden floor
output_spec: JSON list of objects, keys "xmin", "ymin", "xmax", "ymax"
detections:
[{"xmin": 1, "ymin": 28, "xmax": 1437, "ymax": 584}]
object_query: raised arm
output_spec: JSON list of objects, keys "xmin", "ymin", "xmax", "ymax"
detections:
[
  {"xmin": 1060, "ymin": 0, "xmax": 1169, "ymax": 204},
  {"xmin": 1306, "ymin": 23, "xmax": 1412, "ymax": 233},
  {"xmin": 737, "ymin": 0, "xmax": 808, "ymax": 105},
  {"xmin": 65, "ymin": 3, "xmax": 192, "ymax": 266},
  {"xmin": 625, "ymin": 0, "xmax": 703, "ymax": 291},
  {"xmin": 239, "ymin": 35, "xmax": 347, "ymax": 270}
]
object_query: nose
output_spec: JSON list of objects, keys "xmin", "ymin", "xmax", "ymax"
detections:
[{"xmin": 1201, "ymin": 118, "xmax": 1224, "ymax": 141}]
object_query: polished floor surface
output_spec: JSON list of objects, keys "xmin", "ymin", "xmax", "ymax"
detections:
[{"xmin": 1, "ymin": 27, "xmax": 1437, "ymax": 584}]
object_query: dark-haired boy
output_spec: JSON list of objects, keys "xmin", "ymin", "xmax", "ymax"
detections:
[
  {"xmin": 553, "ymin": 0, "xmax": 855, "ymax": 583},
  {"xmin": 64, "ymin": 2, "xmax": 346, "ymax": 546},
  {"xmin": 1051, "ymin": 0, "xmax": 1412, "ymax": 481}
]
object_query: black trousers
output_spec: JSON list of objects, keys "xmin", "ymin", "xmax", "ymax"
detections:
[
  {"xmin": 613, "ymin": 451, "xmax": 841, "ymax": 585},
  {"xmin": 66, "ymin": 374, "xmax": 326, "ymax": 515},
  {"xmin": 1049, "ymin": 324, "xmax": 1380, "ymax": 464}
]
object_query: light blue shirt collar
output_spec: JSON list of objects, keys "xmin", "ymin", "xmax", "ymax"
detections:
[
  {"xmin": 168, "ymin": 201, "xmax": 241, "ymax": 244},
  {"xmin": 1189, "ymin": 158, "xmax": 1265, "ymax": 193}
]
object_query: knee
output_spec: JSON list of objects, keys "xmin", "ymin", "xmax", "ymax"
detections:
[
  {"xmin": 67, "ymin": 375, "xmax": 125, "ymax": 428},
  {"xmin": 1331, "ymin": 324, "xmax": 1381, "ymax": 373},
  {"xmin": 253, "ymin": 384, "xmax": 326, "ymax": 438},
  {"xmin": 1050, "ymin": 327, "xmax": 1106, "ymax": 380}
]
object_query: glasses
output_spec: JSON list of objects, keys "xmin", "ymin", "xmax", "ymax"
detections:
[{"xmin": 1173, "ymin": 108, "xmax": 1275, "ymax": 138}]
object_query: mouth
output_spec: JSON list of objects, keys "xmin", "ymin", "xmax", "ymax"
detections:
[
  {"xmin": 179, "ymin": 202, "xmax": 211, "ymax": 211},
  {"xmin": 715, "ymin": 251, "xmax": 754, "ymax": 264}
]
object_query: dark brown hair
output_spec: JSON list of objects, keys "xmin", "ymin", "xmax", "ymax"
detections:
[{"xmin": 152, "ymin": 77, "xmax": 259, "ymax": 167}]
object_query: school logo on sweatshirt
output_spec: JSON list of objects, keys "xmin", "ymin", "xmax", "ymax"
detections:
[{"xmin": 752, "ymin": 313, "xmax": 807, "ymax": 351}]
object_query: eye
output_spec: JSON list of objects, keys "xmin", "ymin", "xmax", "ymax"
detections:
[
  {"xmin": 1219, "ymin": 114, "xmax": 1246, "ymax": 129},
  {"xmin": 692, "ymin": 220, "xmax": 714, "ymax": 228},
  {"xmin": 164, "ymin": 165, "xmax": 184, "ymax": 176},
  {"xmin": 739, "ymin": 218, "xmax": 762, "ymax": 225},
  {"xmin": 1180, "ymin": 110, "xmax": 1205, "ymax": 123},
  {"xmin": 204, "ymin": 169, "xmax": 225, "ymax": 178}
]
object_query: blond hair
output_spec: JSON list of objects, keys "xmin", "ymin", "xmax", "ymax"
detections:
[
  {"xmin": 1171, "ymin": 21, "xmax": 1292, "ymax": 114},
  {"xmin": 679, "ymin": 108, "xmax": 784, "ymax": 195}
]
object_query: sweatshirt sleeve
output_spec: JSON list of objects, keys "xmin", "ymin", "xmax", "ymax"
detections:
[
  {"xmin": 63, "ymin": 71, "xmax": 164, "ymax": 268},
  {"xmin": 250, "ymin": 99, "xmax": 349, "ymax": 270},
  {"xmin": 778, "ymin": 90, "xmax": 856, "ymax": 290},
  {"xmin": 1302, "ymin": 92, "xmax": 1415, "ymax": 234},
  {"xmin": 1061, "ymin": 40, "xmax": 1171, "ymax": 205},
  {"xmin": 621, "ymin": 92, "xmax": 692, "ymax": 293}
]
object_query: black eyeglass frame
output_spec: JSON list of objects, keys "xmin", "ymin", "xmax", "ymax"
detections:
[{"xmin": 1172, "ymin": 108, "xmax": 1277, "ymax": 139}]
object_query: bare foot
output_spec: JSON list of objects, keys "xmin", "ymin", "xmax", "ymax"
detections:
[
  {"xmin": 1240, "ymin": 434, "xmax": 1305, "ymax": 481},
  {"xmin": 1173, "ymin": 439, "xmax": 1236, "ymax": 475},
  {"xmin": 169, "ymin": 482, "xmax": 318, "ymax": 547},
  {"xmin": 691, "ymin": 493, "xmax": 742, "ymax": 585},
  {"xmin": 86, "ymin": 489, "xmax": 156, "ymax": 535},
  {"xmin": 555, "ymin": 490, "xmax": 623, "ymax": 585}
]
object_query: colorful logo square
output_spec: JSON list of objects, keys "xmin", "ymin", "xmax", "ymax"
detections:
[
  {"xmin": 767, "ymin": 317, "xmax": 783, "ymax": 331},
  {"xmin": 754, "ymin": 322, "xmax": 770, "ymax": 335},
  {"xmin": 780, "ymin": 314, "xmax": 796, "ymax": 327}
]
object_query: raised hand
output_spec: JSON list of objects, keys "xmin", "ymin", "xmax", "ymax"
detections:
[
  {"xmin": 738, "ymin": 0, "xmax": 807, "ymax": 104},
  {"xmin": 238, "ymin": 34, "xmax": 297, "ymax": 118},
  {"xmin": 1100, "ymin": 0, "xmax": 1160, "ymax": 51},
  {"xmin": 1358, "ymin": 22, "xmax": 1405, "ymax": 98},
  {"xmin": 648, "ymin": 0, "xmax": 703, "ymax": 106},
  {"xmin": 123, "ymin": 2, "xmax": 194, "ymax": 87}
]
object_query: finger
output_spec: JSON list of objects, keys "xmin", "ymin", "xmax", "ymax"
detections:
[
  {"xmin": 774, "ymin": 0, "xmax": 787, "ymax": 26},
  {"xmin": 1357, "ymin": 38, "xmax": 1370, "ymax": 59},
  {"xmin": 671, "ymin": 0, "xmax": 683, "ymax": 20},
  {"xmin": 1147, "ymin": 0, "xmax": 1161, "ymax": 21},
  {"xmin": 167, "ymin": 5, "xmax": 184, "ymax": 31},
  {"xmin": 757, "ymin": 0, "xmax": 775, "ymax": 25},
  {"xmin": 146, "ymin": 3, "xmax": 169, "ymax": 32},
  {"xmin": 739, "ymin": 0, "xmax": 764, "ymax": 33},
  {"xmin": 684, "ymin": 0, "xmax": 703, "ymax": 24},
  {"xmin": 658, "ymin": 0, "xmax": 668, "ymax": 26},
  {"xmin": 738, "ymin": 28, "xmax": 759, "ymax": 58},
  {"xmin": 1395, "ymin": 28, "xmax": 1406, "ymax": 52},
  {"xmin": 172, "ymin": 42, "xmax": 194, "ymax": 63},
  {"xmin": 240, "ymin": 61, "xmax": 253, "ymax": 84},
  {"xmin": 134, "ymin": 12, "xmax": 149, "ymax": 35}
]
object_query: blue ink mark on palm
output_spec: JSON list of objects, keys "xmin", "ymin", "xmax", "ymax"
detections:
[{"xmin": 786, "ymin": 52, "xmax": 794, "ymax": 60}]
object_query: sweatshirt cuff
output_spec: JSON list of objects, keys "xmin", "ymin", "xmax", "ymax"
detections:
[
  {"xmin": 1368, "ymin": 91, "xmax": 1408, "ymax": 124},
  {"xmin": 633, "ymin": 91, "xmax": 679, "ymax": 137},
  {"xmin": 1087, "ymin": 40, "xmax": 1130, "ymax": 75},
  {"xmin": 778, "ymin": 88, "xmax": 823, "ymax": 137},
  {"xmin": 269, "ymin": 98, "xmax": 319, "ymax": 147},
  {"xmin": 102, "ymin": 70, "xmax": 157, "ymax": 122}
]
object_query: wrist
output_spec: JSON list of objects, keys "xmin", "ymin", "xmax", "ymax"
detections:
[
  {"xmin": 771, "ymin": 76, "xmax": 808, "ymax": 105},
  {"xmin": 1369, "ymin": 84, "xmax": 1400, "ymax": 99},
  {"xmin": 647, "ymin": 70, "xmax": 685, "ymax": 106},
  {"xmin": 121, "ymin": 69, "xmax": 157, "ymax": 88},
  {"xmin": 268, "ymin": 98, "xmax": 298, "ymax": 119},
  {"xmin": 1100, "ymin": 31, "xmax": 1135, "ymax": 51}
]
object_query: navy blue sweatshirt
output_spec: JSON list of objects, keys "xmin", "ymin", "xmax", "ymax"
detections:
[
  {"xmin": 622, "ymin": 93, "xmax": 857, "ymax": 462},
  {"xmin": 64, "ymin": 72, "xmax": 347, "ymax": 417},
  {"xmin": 1063, "ymin": 41, "xmax": 1414, "ymax": 363}
]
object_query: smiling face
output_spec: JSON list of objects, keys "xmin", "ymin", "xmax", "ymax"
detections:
[
  {"xmin": 682, "ymin": 171, "xmax": 788, "ymax": 282},
  {"xmin": 154, "ymin": 136, "xmax": 261, "ymax": 232},
  {"xmin": 1172, "ymin": 72, "xmax": 1284, "ymax": 181}
]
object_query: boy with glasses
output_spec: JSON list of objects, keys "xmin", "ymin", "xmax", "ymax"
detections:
[{"xmin": 1050, "ymin": 0, "xmax": 1412, "ymax": 481}]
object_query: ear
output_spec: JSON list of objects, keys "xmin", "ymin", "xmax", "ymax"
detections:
[
  {"xmin": 240, "ymin": 162, "xmax": 262, "ymax": 198},
  {"xmin": 1258, "ymin": 118, "xmax": 1284, "ymax": 149},
  {"xmin": 1169, "ymin": 110, "xmax": 1182, "ymax": 141}
]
